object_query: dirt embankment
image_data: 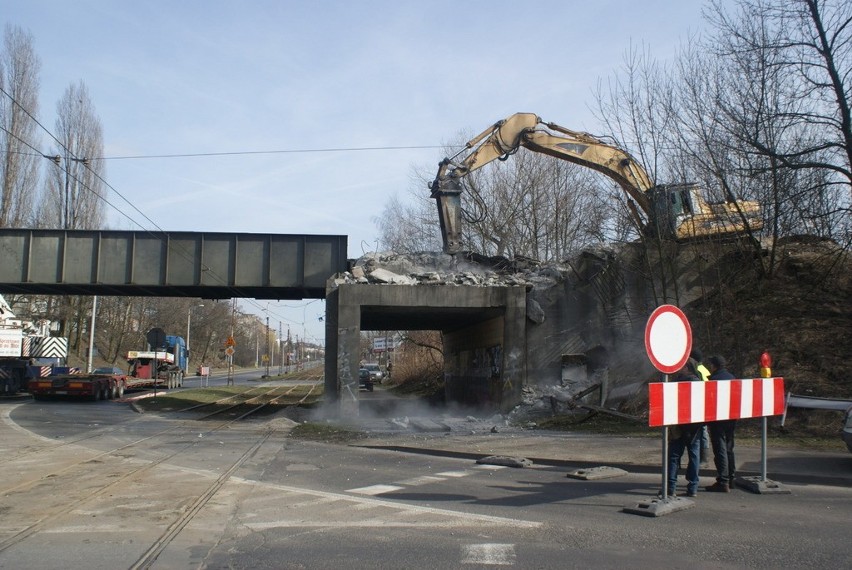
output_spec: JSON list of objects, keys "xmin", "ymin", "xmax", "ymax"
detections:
[{"xmin": 686, "ymin": 239, "xmax": 850, "ymax": 399}]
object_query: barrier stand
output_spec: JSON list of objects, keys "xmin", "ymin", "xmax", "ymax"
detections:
[
  {"xmin": 736, "ymin": 352, "xmax": 790, "ymax": 494},
  {"xmin": 735, "ymin": 416, "xmax": 790, "ymax": 494},
  {"xmin": 623, "ymin": 371, "xmax": 696, "ymax": 518}
]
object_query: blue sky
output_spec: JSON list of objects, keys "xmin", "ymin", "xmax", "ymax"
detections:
[{"xmin": 3, "ymin": 0, "xmax": 713, "ymax": 342}]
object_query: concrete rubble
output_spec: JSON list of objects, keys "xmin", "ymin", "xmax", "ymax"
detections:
[
  {"xmin": 331, "ymin": 251, "xmax": 551, "ymax": 289},
  {"xmin": 331, "ymin": 249, "xmax": 647, "ymax": 416}
]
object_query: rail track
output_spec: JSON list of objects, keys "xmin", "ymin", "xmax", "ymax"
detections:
[
  {"xmin": 0, "ymin": 402, "xmax": 285, "ymax": 559},
  {"xmin": 0, "ymin": 373, "xmax": 324, "ymax": 564}
]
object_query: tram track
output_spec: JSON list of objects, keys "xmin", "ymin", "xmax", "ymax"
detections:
[
  {"xmin": 170, "ymin": 384, "xmax": 317, "ymax": 421},
  {"xmin": 128, "ymin": 427, "xmax": 275, "ymax": 570},
  {"xmin": 0, "ymin": 406, "xmax": 282, "ymax": 555},
  {"xmin": 0, "ymin": 379, "xmax": 320, "ymax": 562}
]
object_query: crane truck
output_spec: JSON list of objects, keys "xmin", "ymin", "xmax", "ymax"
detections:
[
  {"xmin": 429, "ymin": 112, "xmax": 763, "ymax": 253},
  {"xmin": 1, "ymin": 294, "xmax": 69, "ymax": 395}
]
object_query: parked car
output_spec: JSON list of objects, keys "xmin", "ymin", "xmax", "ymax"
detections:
[
  {"xmin": 358, "ymin": 368, "xmax": 374, "ymax": 392},
  {"xmin": 364, "ymin": 363, "xmax": 383, "ymax": 382}
]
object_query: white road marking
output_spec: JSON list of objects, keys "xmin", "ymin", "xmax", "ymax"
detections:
[
  {"xmin": 435, "ymin": 470, "xmax": 471, "ymax": 478},
  {"xmin": 345, "ymin": 484, "xmax": 404, "ymax": 495},
  {"xmin": 0, "ymin": 403, "xmax": 59, "ymax": 444},
  {"xmin": 395, "ymin": 475, "xmax": 447, "ymax": 486},
  {"xmin": 229, "ymin": 476, "xmax": 540, "ymax": 528},
  {"xmin": 462, "ymin": 543, "xmax": 516, "ymax": 565},
  {"xmin": 472, "ymin": 464, "xmax": 508, "ymax": 470},
  {"xmin": 281, "ymin": 496, "xmax": 342, "ymax": 508},
  {"xmin": 42, "ymin": 525, "xmax": 138, "ymax": 533}
]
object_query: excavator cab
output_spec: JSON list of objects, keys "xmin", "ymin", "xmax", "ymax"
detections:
[
  {"xmin": 647, "ymin": 184, "xmax": 699, "ymax": 238},
  {"xmin": 648, "ymin": 183, "xmax": 762, "ymax": 240}
]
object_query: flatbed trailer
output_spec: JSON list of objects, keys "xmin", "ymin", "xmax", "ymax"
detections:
[
  {"xmin": 29, "ymin": 372, "xmax": 126, "ymax": 401},
  {"xmin": 127, "ymin": 349, "xmax": 184, "ymax": 389}
]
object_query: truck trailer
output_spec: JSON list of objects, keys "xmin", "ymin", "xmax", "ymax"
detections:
[
  {"xmin": 127, "ymin": 334, "xmax": 188, "ymax": 389},
  {"xmin": 29, "ymin": 367, "xmax": 124, "ymax": 401}
]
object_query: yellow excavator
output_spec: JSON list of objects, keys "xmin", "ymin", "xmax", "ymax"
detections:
[{"xmin": 429, "ymin": 113, "xmax": 763, "ymax": 254}]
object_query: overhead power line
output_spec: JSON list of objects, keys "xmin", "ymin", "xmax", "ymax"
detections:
[
  {"xmin": 93, "ymin": 145, "xmax": 450, "ymax": 161},
  {"xmin": 0, "ymin": 84, "xmax": 233, "ymax": 289}
]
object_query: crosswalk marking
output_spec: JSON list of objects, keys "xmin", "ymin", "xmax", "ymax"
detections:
[
  {"xmin": 229, "ymin": 476, "xmax": 540, "ymax": 528},
  {"xmin": 354, "ymin": 464, "xmax": 508, "ymax": 495}
]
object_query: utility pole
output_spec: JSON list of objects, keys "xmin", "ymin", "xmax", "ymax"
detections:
[
  {"xmin": 265, "ymin": 314, "xmax": 270, "ymax": 377},
  {"xmin": 227, "ymin": 298, "xmax": 235, "ymax": 385},
  {"xmin": 186, "ymin": 303, "xmax": 204, "ymax": 375},
  {"xmin": 286, "ymin": 326, "xmax": 291, "ymax": 368},
  {"xmin": 278, "ymin": 321, "xmax": 283, "ymax": 375}
]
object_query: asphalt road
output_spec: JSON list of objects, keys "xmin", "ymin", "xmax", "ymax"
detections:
[{"xmin": 1, "ymin": 393, "xmax": 850, "ymax": 569}]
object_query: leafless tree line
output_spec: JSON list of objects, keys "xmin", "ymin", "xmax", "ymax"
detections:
[
  {"xmin": 0, "ymin": 24, "xmax": 257, "ymax": 367},
  {"xmin": 1, "ymin": 26, "xmax": 107, "ymax": 230}
]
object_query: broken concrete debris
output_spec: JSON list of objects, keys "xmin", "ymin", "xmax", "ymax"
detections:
[
  {"xmin": 477, "ymin": 455, "xmax": 533, "ymax": 468},
  {"xmin": 332, "ymin": 252, "xmax": 551, "ymax": 289}
]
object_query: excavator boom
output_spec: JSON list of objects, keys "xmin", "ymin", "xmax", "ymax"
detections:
[
  {"xmin": 430, "ymin": 113, "xmax": 654, "ymax": 253},
  {"xmin": 430, "ymin": 112, "xmax": 762, "ymax": 254}
]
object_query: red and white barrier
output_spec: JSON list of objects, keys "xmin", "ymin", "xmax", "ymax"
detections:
[{"xmin": 649, "ymin": 377, "xmax": 785, "ymax": 427}]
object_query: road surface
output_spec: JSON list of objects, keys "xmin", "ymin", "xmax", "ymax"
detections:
[{"xmin": 0, "ymin": 392, "xmax": 850, "ymax": 569}]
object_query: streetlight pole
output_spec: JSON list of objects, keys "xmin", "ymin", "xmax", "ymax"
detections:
[
  {"xmin": 186, "ymin": 303, "xmax": 204, "ymax": 374},
  {"xmin": 86, "ymin": 296, "xmax": 97, "ymax": 373}
]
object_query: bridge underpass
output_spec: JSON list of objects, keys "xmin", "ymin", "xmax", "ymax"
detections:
[
  {"xmin": 324, "ymin": 284, "xmax": 527, "ymax": 417},
  {"xmin": 1, "ymin": 229, "xmax": 534, "ymax": 416}
]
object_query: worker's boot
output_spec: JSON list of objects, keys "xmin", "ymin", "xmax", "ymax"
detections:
[{"xmin": 705, "ymin": 481, "xmax": 730, "ymax": 493}]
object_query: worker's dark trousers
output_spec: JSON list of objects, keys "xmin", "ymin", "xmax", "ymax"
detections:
[{"xmin": 709, "ymin": 420, "xmax": 737, "ymax": 484}]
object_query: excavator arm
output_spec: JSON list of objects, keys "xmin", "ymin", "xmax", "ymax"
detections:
[{"xmin": 430, "ymin": 113, "xmax": 654, "ymax": 253}]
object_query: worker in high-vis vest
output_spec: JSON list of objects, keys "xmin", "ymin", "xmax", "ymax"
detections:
[{"xmin": 690, "ymin": 349, "xmax": 712, "ymax": 463}]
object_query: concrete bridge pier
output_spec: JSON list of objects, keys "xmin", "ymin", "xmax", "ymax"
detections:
[{"xmin": 324, "ymin": 284, "xmax": 527, "ymax": 418}]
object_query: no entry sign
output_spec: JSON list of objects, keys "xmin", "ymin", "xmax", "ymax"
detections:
[{"xmin": 645, "ymin": 305, "xmax": 692, "ymax": 374}]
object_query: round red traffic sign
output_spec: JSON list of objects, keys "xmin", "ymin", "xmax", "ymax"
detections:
[{"xmin": 645, "ymin": 304, "xmax": 692, "ymax": 374}]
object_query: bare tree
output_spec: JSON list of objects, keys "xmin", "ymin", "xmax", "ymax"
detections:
[
  {"xmin": 40, "ymin": 80, "xmax": 106, "ymax": 230},
  {"xmin": 460, "ymin": 151, "xmax": 612, "ymax": 260},
  {"xmin": 594, "ymin": 42, "xmax": 677, "ymax": 186},
  {"xmin": 0, "ymin": 25, "xmax": 41, "ymax": 228},
  {"xmin": 705, "ymin": 0, "xmax": 851, "ymax": 240},
  {"xmin": 375, "ymin": 188, "xmax": 442, "ymax": 254},
  {"xmin": 380, "ymin": 129, "xmax": 615, "ymax": 261}
]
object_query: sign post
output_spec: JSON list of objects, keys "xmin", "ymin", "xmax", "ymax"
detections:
[
  {"xmin": 224, "ymin": 345, "xmax": 236, "ymax": 385},
  {"xmin": 147, "ymin": 328, "xmax": 166, "ymax": 400},
  {"xmin": 624, "ymin": 305, "xmax": 693, "ymax": 517},
  {"xmin": 645, "ymin": 305, "xmax": 692, "ymax": 503}
]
